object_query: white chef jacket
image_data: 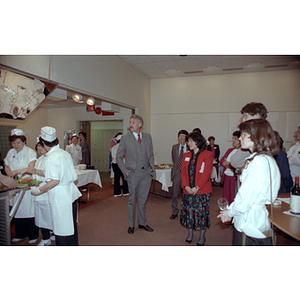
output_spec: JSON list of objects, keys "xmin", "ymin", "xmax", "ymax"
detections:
[
  {"xmin": 44, "ymin": 145, "xmax": 82, "ymax": 236},
  {"xmin": 287, "ymin": 142, "xmax": 300, "ymax": 183},
  {"xmin": 227, "ymin": 153, "xmax": 280, "ymax": 237},
  {"xmin": 33, "ymin": 155, "xmax": 52, "ymax": 230},
  {"xmin": 4, "ymin": 145, "xmax": 37, "ymax": 218},
  {"xmin": 65, "ymin": 143, "xmax": 82, "ymax": 166}
]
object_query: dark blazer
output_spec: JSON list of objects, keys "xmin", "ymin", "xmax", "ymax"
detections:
[
  {"xmin": 207, "ymin": 144, "xmax": 220, "ymax": 163},
  {"xmin": 116, "ymin": 132, "xmax": 156, "ymax": 180},
  {"xmin": 80, "ymin": 139, "xmax": 90, "ymax": 165},
  {"xmin": 181, "ymin": 150, "xmax": 213, "ymax": 195},
  {"xmin": 274, "ymin": 150, "xmax": 293, "ymax": 194}
]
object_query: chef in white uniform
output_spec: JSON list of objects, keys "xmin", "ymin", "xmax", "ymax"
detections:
[
  {"xmin": 30, "ymin": 126, "xmax": 82, "ymax": 246},
  {"xmin": 4, "ymin": 129, "xmax": 38, "ymax": 243},
  {"xmin": 65, "ymin": 134, "xmax": 82, "ymax": 166},
  {"xmin": 30, "ymin": 139, "xmax": 53, "ymax": 246}
]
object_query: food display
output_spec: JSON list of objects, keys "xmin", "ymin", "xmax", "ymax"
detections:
[
  {"xmin": 16, "ymin": 177, "xmax": 42, "ymax": 188},
  {"xmin": 156, "ymin": 163, "xmax": 173, "ymax": 169}
]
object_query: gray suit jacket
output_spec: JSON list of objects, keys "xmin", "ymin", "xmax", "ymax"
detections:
[{"xmin": 116, "ymin": 132, "xmax": 156, "ymax": 180}]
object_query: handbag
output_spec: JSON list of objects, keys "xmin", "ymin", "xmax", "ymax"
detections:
[{"xmin": 242, "ymin": 154, "xmax": 275, "ymax": 246}]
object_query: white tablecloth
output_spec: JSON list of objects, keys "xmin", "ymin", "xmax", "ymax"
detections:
[
  {"xmin": 75, "ymin": 169, "xmax": 102, "ymax": 188},
  {"xmin": 155, "ymin": 168, "xmax": 172, "ymax": 192}
]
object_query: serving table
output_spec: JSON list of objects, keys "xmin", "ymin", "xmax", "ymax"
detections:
[
  {"xmin": 150, "ymin": 168, "xmax": 173, "ymax": 198},
  {"xmin": 267, "ymin": 193, "xmax": 300, "ymax": 244},
  {"xmin": 0, "ymin": 187, "xmax": 29, "ymax": 245},
  {"xmin": 75, "ymin": 169, "xmax": 102, "ymax": 202}
]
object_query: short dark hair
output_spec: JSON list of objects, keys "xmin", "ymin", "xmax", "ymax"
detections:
[
  {"xmin": 35, "ymin": 142, "xmax": 42, "ymax": 151},
  {"xmin": 232, "ymin": 131, "xmax": 241, "ymax": 138},
  {"xmin": 79, "ymin": 132, "xmax": 87, "ymax": 139},
  {"xmin": 208, "ymin": 136, "xmax": 215, "ymax": 142},
  {"xmin": 187, "ymin": 132, "xmax": 207, "ymax": 152},
  {"xmin": 240, "ymin": 102, "xmax": 268, "ymax": 119},
  {"xmin": 193, "ymin": 128, "xmax": 201, "ymax": 134},
  {"xmin": 238, "ymin": 119, "xmax": 279, "ymax": 155},
  {"xmin": 9, "ymin": 135, "xmax": 26, "ymax": 143},
  {"xmin": 39, "ymin": 136, "xmax": 59, "ymax": 147},
  {"xmin": 178, "ymin": 129, "xmax": 188, "ymax": 137}
]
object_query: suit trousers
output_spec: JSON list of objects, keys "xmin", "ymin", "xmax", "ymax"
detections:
[
  {"xmin": 171, "ymin": 172, "xmax": 181, "ymax": 215},
  {"xmin": 127, "ymin": 169, "xmax": 152, "ymax": 227}
]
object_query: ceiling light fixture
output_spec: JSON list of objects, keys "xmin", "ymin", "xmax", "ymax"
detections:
[
  {"xmin": 72, "ymin": 94, "xmax": 83, "ymax": 103},
  {"xmin": 166, "ymin": 69, "xmax": 177, "ymax": 73},
  {"xmin": 86, "ymin": 97, "xmax": 95, "ymax": 106},
  {"xmin": 249, "ymin": 62, "xmax": 261, "ymax": 66}
]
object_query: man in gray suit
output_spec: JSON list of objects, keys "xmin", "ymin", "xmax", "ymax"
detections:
[
  {"xmin": 170, "ymin": 130, "xmax": 189, "ymax": 220},
  {"xmin": 116, "ymin": 114, "xmax": 156, "ymax": 234}
]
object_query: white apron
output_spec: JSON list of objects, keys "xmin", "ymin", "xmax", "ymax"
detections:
[
  {"xmin": 33, "ymin": 156, "xmax": 53, "ymax": 230},
  {"xmin": 45, "ymin": 146, "xmax": 82, "ymax": 236},
  {"xmin": 4, "ymin": 146, "xmax": 37, "ymax": 218}
]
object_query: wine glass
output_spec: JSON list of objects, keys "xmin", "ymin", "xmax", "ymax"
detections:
[{"xmin": 217, "ymin": 198, "xmax": 229, "ymax": 211}]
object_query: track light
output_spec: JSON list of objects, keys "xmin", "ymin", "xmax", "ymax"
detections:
[
  {"xmin": 72, "ymin": 94, "xmax": 83, "ymax": 103},
  {"xmin": 86, "ymin": 97, "xmax": 95, "ymax": 106}
]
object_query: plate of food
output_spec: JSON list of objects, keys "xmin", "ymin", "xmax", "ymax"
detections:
[{"xmin": 16, "ymin": 177, "xmax": 42, "ymax": 188}]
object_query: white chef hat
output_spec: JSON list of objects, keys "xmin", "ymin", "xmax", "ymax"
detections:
[
  {"xmin": 11, "ymin": 129, "xmax": 25, "ymax": 136},
  {"xmin": 72, "ymin": 133, "xmax": 78, "ymax": 137},
  {"xmin": 41, "ymin": 126, "xmax": 56, "ymax": 142},
  {"xmin": 115, "ymin": 134, "xmax": 123, "ymax": 141}
]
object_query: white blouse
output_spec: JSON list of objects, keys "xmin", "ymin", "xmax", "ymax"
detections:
[{"xmin": 227, "ymin": 153, "xmax": 280, "ymax": 236}]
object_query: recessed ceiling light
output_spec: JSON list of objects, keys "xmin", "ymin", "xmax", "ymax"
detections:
[
  {"xmin": 166, "ymin": 69, "xmax": 177, "ymax": 73},
  {"xmin": 249, "ymin": 62, "xmax": 261, "ymax": 66}
]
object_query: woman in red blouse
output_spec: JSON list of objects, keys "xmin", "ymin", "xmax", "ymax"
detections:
[{"xmin": 180, "ymin": 132, "xmax": 213, "ymax": 246}]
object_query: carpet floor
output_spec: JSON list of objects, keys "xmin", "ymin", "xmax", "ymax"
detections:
[{"xmin": 77, "ymin": 184, "xmax": 234, "ymax": 246}]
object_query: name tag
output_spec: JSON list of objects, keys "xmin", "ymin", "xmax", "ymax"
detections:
[
  {"xmin": 184, "ymin": 157, "xmax": 190, "ymax": 161},
  {"xmin": 199, "ymin": 162, "xmax": 205, "ymax": 173}
]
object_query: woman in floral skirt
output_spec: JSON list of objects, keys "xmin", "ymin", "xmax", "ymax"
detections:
[{"xmin": 180, "ymin": 132, "xmax": 213, "ymax": 246}]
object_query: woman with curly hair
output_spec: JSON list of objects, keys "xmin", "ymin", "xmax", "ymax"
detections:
[
  {"xmin": 180, "ymin": 132, "xmax": 213, "ymax": 246},
  {"xmin": 218, "ymin": 119, "xmax": 280, "ymax": 246}
]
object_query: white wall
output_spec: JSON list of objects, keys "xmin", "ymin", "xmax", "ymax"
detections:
[{"xmin": 151, "ymin": 70, "xmax": 300, "ymax": 164}]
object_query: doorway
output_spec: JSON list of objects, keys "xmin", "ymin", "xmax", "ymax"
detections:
[{"xmin": 90, "ymin": 120, "xmax": 123, "ymax": 172}]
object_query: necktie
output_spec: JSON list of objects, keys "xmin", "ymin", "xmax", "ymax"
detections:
[
  {"xmin": 138, "ymin": 133, "xmax": 141, "ymax": 144},
  {"xmin": 177, "ymin": 145, "xmax": 184, "ymax": 169}
]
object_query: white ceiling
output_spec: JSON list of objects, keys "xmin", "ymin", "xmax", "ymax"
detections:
[
  {"xmin": 119, "ymin": 55, "xmax": 300, "ymax": 79},
  {"xmin": 39, "ymin": 55, "xmax": 300, "ymax": 109}
]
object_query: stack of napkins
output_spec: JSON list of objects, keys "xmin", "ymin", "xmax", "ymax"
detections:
[{"xmin": 277, "ymin": 197, "xmax": 290, "ymax": 204}]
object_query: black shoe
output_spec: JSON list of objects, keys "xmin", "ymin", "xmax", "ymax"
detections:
[
  {"xmin": 170, "ymin": 214, "xmax": 178, "ymax": 220},
  {"xmin": 186, "ymin": 238, "xmax": 193, "ymax": 244},
  {"xmin": 138, "ymin": 224, "xmax": 154, "ymax": 232},
  {"xmin": 197, "ymin": 242, "xmax": 205, "ymax": 246},
  {"xmin": 128, "ymin": 227, "xmax": 134, "ymax": 234}
]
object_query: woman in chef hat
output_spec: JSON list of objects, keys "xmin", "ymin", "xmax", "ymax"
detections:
[
  {"xmin": 30, "ymin": 126, "xmax": 82, "ymax": 245},
  {"xmin": 4, "ymin": 128, "xmax": 38, "ymax": 243}
]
